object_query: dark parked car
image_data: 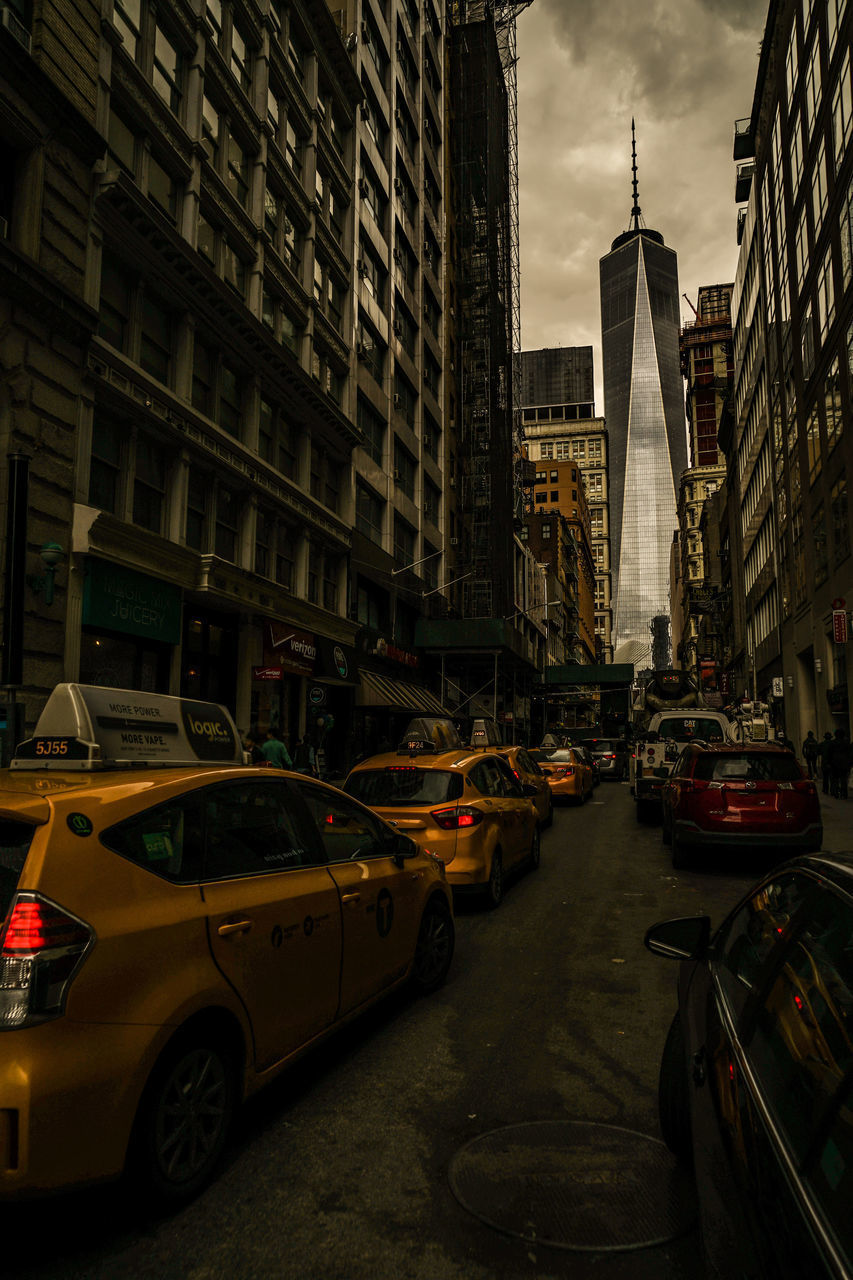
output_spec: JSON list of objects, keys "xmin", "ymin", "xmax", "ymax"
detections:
[
  {"xmin": 586, "ymin": 737, "xmax": 630, "ymax": 781},
  {"xmin": 660, "ymin": 741, "xmax": 822, "ymax": 869},
  {"xmin": 646, "ymin": 854, "xmax": 853, "ymax": 1280}
]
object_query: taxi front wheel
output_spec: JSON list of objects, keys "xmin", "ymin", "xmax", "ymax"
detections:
[
  {"xmin": 411, "ymin": 898, "xmax": 455, "ymax": 994},
  {"xmin": 130, "ymin": 1031, "xmax": 238, "ymax": 1206}
]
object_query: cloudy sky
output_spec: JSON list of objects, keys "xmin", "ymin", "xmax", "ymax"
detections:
[{"xmin": 516, "ymin": 0, "xmax": 769, "ymax": 409}]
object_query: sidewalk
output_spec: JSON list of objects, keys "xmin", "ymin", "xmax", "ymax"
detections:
[{"xmin": 819, "ymin": 792, "xmax": 853, "ymax": 854}]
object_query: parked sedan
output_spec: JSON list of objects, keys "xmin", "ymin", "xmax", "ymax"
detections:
[
  {"xmin": 533, "ymin": 747, "xmax": 594, "ymax": 805},
  {"xmin": 660, "ymin": 741, "xmax": 822, "ymax": 869},
  {"xmin": 645, "ymin": 855, "xmax": 853, "ymax": 1279}
]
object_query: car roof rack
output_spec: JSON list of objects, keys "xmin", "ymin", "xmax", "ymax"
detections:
[{"xmin": 11, "ymin": 684, "xmax": 243, "ymax": 771}]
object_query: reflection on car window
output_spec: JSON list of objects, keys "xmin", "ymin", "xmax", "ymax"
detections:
[
  {"xmin": 203, "ymin": 782, "xmax": 313, "ymax": 878},
  {"xmin": 297, "ymin": 784, "xmax": 388, "ymax": 863},
  {"xmin": 810, "ymin": 1072, "xmax": 853, "ymax": 1253},
  {"xmin": 715, "ymin": 873, "xmax": 812, "ymax": 1021},
  {"xmin": 469, "ymin": 760, "xmax": 503, "ymax": 796},
  {"xmin": 696, "ymin": 753, "xmax": 804, "ymax": 782},
  {"xmin": 494, "ymin": 756, "xmax": 523, "ymax": 797},
  {"xmin": 345, "ymin": 768, "xmax": 463, "ymax": 806},
  {"xmin": 749, "ymin": 890, "xmax": 853, "ymax": 1168},
  {"xmin": 102, "ymin": 793, "xmax": 205, "ymax": 883}
]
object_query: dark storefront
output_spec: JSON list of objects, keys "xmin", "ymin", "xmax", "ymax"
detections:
[
  {"xmin": 80, "ymin": 558, "xmax": 180, "ymax": 692},
  {"xmin": 354, "ymin": 627, "xmax": 447, "ymax": 761},
  {"xmin": 182, "ymin": 607, "xmax": 239, "ymax": 710}
]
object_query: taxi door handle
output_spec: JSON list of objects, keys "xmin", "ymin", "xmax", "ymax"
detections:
[
  {"xmin": 341, "ymin": 892, "xmax": 361, "ymax": 904},
  {"xmin": 218, "ymin": 918, "xmax": 253, "ymax": 937}
]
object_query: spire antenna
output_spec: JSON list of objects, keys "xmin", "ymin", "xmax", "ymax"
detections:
[{"xmin": 630, "ymin": 118, "xmax": 642, "ymax": 230}]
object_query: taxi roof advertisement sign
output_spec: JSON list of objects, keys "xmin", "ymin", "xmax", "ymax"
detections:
[{"xmin": 12, "ymin": 685, "xmax": 242, "ymax": 769}]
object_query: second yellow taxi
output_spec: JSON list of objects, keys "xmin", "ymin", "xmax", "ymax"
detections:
[{"xmin": 344, "ymin": 719, "xmax": 540, "ymax": 907}]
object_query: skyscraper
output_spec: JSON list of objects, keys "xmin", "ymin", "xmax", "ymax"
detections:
[{"xmin": 599, "ymin": 125, "xmax": 687, "ymax": 666}]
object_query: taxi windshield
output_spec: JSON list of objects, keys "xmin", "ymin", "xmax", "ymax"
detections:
[{"xmin": 345, "ymin": 769, "xmax": 464, "ymax": 806}]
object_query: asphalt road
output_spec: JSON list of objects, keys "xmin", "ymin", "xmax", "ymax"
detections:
[{"xmin": 7, "ymin": 783, "xmax": 775, "ymax": 1280}]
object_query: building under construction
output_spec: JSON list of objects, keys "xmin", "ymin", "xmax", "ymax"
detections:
[{"xmin": 417, "ymin": 0, "xmax": 546, "ymax": 737}]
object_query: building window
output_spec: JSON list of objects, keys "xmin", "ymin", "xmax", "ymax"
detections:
[
  {"xmin": 139, "ymin": 292, "xmax": 172, "ymax": 384},
  {"xmin": 817, "ymin": 244, "xmax": 835, "ymax": 342},
  {"xmin": 99, "ymin": 253, "xmax": 132, "ymax": 352},
  {"xmin": 832, "ymin": 472, "xmax": 850, "ymax": 564},
  {"xmin": 89, "ymin": 417, "xmax": 122, "ymax": 514},
  {"xmin": 215, "ymin": 486, "xmax": 240, "ymax": 561},
  {"xmin": 356, "ymin": 480, "xmax": 384, "ymax": 546},
  {"xmin": 826, "ymin": 356, "xmax": 843, "ymax": 451},
  {"xmin": 393, "ymin": 439, "xmax": 417, "ymax": 499},
  {"xmin": 832, "ymin": 49, "xmax": 853, "ymax": 170},
  {"xmin": 357, "ymin": 396, "xmax": 385, "ymax": 466},
  {"xmin": 153, "ymin": 24, "xmax": 182, "ymax": 115},
  {"xmin": 186, "ymin": 469, "xmax": 207, "ymax": 550},
  {"xmin": 393, "ymin": 513, "xmax": 416, "ymax": 568},
  {"xmin": 219, "ymin": 363, "xmax": 242, "ymax": 437},
  {"xmin": 133, "ymin": 435, "xmax": 166, "ymax": 534}
]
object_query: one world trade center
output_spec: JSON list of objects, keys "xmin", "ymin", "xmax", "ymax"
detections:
[{"xmin": 599, "ymin": 125, "xmax": 687, "ymax": 666}]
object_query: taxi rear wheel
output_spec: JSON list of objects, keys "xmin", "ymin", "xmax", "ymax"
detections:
[
  {"xmin": 131, "ymin": 1031, "xmax": 238, "ymax": 1205},
  {"xmin": 411, "ymin": 897, "xmax": 455, "ymax": 994},
  {"xmin": 486, "ymin": 850, "xmax": 503, "ymax": 908},
  {"xmin": 528, "ymin": 827, "xmax": 541, "ymax": 870}
]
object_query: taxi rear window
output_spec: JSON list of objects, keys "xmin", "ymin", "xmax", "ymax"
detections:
[
  {"xmin": 345, "ymin": 769, "xmax": 464, "ymax": 806},
  {"xmin": 0, "ymin": 820, "xmax": 36, "ymax": 918}
]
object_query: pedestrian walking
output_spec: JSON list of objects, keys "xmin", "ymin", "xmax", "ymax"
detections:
[
  {"xmin": 802, "ymin": 730, "xmax": 818, "ymax": 779},
  {"xmin": 829, "ymin": 728, "xmax": 851, "ymax": 799},
  {"xmin": 261, "ymin": 728, "xmax": 293, "ymax": 770},
  {"xmin": 292, "ymin": 734, "xmax": 317, "ymax": 776}
]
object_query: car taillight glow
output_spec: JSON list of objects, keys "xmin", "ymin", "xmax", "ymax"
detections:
[
  {"xmin": 553, "ymin": 767, "xmax": 574, "ymax": 779},
  {"xmin": 0, "ymin": 894, "xmax": 93, "ymax": 1030},
  {"xmin": 431, "ymin": 806, "xmax": 484, "ymax": 831}
]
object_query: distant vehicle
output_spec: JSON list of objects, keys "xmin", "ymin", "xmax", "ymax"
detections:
[
  {"xmin": 533, "ymin": 747, "xmax": 595, "ymax": 805},
  {"xmin": 586, "ymin": 737, "xmax": 631, "ymax": 782},
  {"xmin": 646, "ymin": 854, "xmax": 853, "ymax": 1278},
  {"xmin": 632, "ymin": 709, "xmax": 732, "ymax": 823}
]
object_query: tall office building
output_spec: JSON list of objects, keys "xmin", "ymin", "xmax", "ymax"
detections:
[
  {"xmin": 599, "ymin": 127, "xmax": 687, "ymax": 665},
  {"xmin": 519, "ymin": 346, "xmax": 594, "ymax": 409}
]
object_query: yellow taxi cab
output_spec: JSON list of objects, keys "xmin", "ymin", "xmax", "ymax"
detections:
[
  {"xmin": 344, "ymin": 719, "xmax": 539, "ymax": 908},
  {"xmin": 467, "ymin": 718, "xmax": 553, "ymax": 829},
  {"xmin": 0, "ymin": 685, "xmax": 453, "ymax": 1204},
  {"xmin": 533, "ymin": 746, "xmax": 594, "ymax": 804}
]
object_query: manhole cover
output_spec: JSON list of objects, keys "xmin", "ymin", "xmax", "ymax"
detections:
[{"xmin": 448, "ymin": 1120, "xmax": 697, "ymax": 1252}]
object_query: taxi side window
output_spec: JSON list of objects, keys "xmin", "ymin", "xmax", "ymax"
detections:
[
  {"xmin": 714, "ymin": 872, "xmax": 812, "ymax": 1022},
  {"xmin": 493, "ymin": 757, "xmax": 524, "ymax": 797},
  {"xmin": 203, "ymin": 781, "xmax": 313, "ymax": 879},
  {"xmin": 295, "ymin": 784, "xmax": 390, "ymax": 863},
  {"xmin": 469, "ymin": 760, "xmax": 503, "ymax": 797},
  {"xmin": 747, "ymin": 890, "xmax": 853, "ymax": 1167},
  {"xmin": 519, "ymin": 750, "xmax": 542, "ymax": 776},
  {"xmin": 102, "ymin": 794, "xmax": 205, "ymax": 883}
]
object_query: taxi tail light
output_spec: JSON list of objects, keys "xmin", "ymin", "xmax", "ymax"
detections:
[
  {"xmin": 431, "ymin": 806, "xmax": 484, "ymax": 831},
  {"xmin": 553, "ymin": 767, "xmax": 574, "ymax": 779},
  {"xmin": 0, "ymin": 893, "xmax": 93, "ymax": 1030}
]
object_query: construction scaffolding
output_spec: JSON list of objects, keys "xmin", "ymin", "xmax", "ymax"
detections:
[{"xmin": 448, "ymin": 0, "xmax": 532, "ymax": 620}]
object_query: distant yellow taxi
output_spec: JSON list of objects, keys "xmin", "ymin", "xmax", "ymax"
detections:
[
  {"xmin": 533, "ymin": 746, "xmax": 595, "ymax": 804},
  {"xmin": 0, "ymin": 685, "xmax": 453, "ymax": 1203},
  {"xmin": 344, "ymin": 721, "xmax": 539, "ymax": 907}
]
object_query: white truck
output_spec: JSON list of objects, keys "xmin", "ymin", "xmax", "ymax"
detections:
[{"xmin": 630, "ymin": 670, "xmax": 731, "ymax": 823}]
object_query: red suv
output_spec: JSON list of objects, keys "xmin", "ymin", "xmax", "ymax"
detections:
[{"xmin": 661, "ymin": 742, "xmax": 822, "ymax": 869}]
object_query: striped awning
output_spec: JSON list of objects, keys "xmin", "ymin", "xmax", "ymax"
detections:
[{"xmin": 358, "ymin": 670, "xmax": 448, "ymax": 715}]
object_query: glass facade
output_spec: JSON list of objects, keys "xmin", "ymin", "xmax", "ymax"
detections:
[{"xmin": 600, "ymin": 229, "xmax": 687, "ymax": 661}]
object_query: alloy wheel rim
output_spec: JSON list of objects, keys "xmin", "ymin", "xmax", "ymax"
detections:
[
  {"xmin": 416, "ymin": 908, "xmax": 451, "ymax": 984},
  {"xmin": 154, "ymin": 1048, "xmax": 229, "ymax": 1185}
]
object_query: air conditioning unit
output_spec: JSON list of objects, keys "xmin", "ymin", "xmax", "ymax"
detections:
[
  {"xmin": 360, "ymin": 22, "xmax": 371, "ymax": 42},
  {"xmin": 356, "ymin": 258, "xmax": 367, "ymax": 277},
  {"xmin": 394, "ymin": 108, "xmax": 404, "ymax": 126},
  {"xmin": 393, "ymin": 178, "xmax": 404, "ymax": 196},
  {"xmin": 393, "ymin": 247, "xmax": 403, "ymax": 264},
  {"xmin": 393, "ymin": 319, "xmax": 403, "ymax": 337},
  {"xmin": 358, "ymin": 177, "xmax": 369, "ymax": 197},
  {"xmin": 359, "ymin": 102, "xmax": 370, "ymax": 120},
  {"xmin": 393, "ymin": 393, "xmax": 403, "ymax": 409},
  {"xmin": 449, "ymin": 537, "xmax": 459, "ymax": 547},
  {"xmin": 1, "ymin": 5, "xmax": 31, "ymax": 52},
  {"xmin": 392, "ymin": 468, "xmax": 401, "ymax": 480},
  {"xmin": 356, "ymin": 340, "xmax": 367, "ymax": 358},
  {"xmin": 395, "ymin": 40, "xmax": 404, "ymax": 57}
]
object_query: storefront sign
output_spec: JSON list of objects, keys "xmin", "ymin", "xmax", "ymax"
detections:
[
  {"xmin": 309, "ymin": 686, "xmax": 326, "ymax": 705},
  {"xmin": 253, "ymin": 667, "xmax": 282, "ymax": 681},
  {"xmin": 356, "ymin": 628, "xmax": 418, "ymax": 669},
  {"xmin": 266, "ymin": 624, "xmax": 317, "ymax": 676},
  {"xmin": 833, "ymin": 609, "xmax": 849, "ymax": 644},
  {"xmin": 82, "ymin": 559, "xmax": 181, "ymax": 645},
  {"xmin": 772, "ymin": 676, "xmax": 784, "ymax": 697},
  {"xmin": 314, "ymin": 637, "xmax": 359, "ymax": 684}
]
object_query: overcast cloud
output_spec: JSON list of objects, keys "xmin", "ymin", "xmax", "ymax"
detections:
[{"xmin": 517, "ymin": 0, "xmax": 768, "ymax": 409}]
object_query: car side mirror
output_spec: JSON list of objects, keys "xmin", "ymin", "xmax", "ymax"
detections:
[
  {"xmin": 644, "ymin": 916, "xmax": 711, "ymax": 960},
  {"xmin": 522, "ymin": 782, "xmax": 539, "ymax": 796},
  {"xmin": 392, "ymin": 833, "xmax": 419, "ymax": 867}
]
